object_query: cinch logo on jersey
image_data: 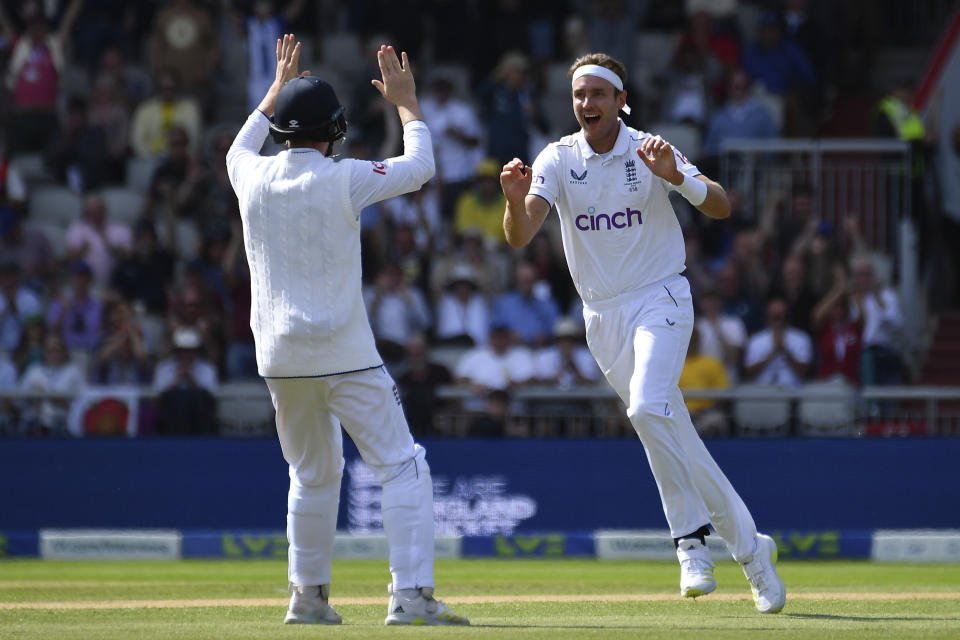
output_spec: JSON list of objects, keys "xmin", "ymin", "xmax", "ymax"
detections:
[{"xmin": 575, "ymin": 205, "xmax": 643, "ymax": 231}]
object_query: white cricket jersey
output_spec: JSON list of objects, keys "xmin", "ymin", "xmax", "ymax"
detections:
[
  {"xmin": 226, "ymin": 111, "xmax": 434, "ymax": 377},
  {"xmin": 528, "ymin": 120, "xmax": 701, "ymax": 303}
]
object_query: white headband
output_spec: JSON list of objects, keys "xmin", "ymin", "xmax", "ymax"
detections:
[{"xmin": 571, "ymin": 64, "xmax": 631, "ymax": 115}]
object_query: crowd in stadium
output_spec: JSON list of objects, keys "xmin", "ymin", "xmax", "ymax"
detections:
[{"xmin": 0, "ymin": 0, "xmax": 940, "ymax": 437}]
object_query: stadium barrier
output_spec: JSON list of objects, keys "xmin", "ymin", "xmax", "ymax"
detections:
[{"xmin": 3, "ymin": 529, "xmax": 958, "ymax": 562}]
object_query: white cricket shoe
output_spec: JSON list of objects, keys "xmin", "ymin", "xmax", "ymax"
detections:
[
  {"xmin": 284, "ymin": 584, "xmax": 342, "ymax": 624},
  {"xmin": 740, "ymin": 533, "xmax": 786, "ymax": 613},
  {"xmin": 384, "ymin": 585, "xmax": 470, "ymax": 626},
  {"xmin": 677, "ymin": 538, "xmax": 717, "ymax": 598}
]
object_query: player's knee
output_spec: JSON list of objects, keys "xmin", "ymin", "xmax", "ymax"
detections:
[{"xmin": 628, "ymin": 399, "xmax": 675, "ymax": 422}]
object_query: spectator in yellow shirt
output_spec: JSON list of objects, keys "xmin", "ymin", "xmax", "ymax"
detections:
[
  {"xmin": 453, "ymin": 158, "xmax": 506, "ymax": 246},
  {"xmin": 679, "ymin": 328, "xmax": 730, "ymax": 437}
]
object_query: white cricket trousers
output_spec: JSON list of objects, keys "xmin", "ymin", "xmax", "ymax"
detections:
[
  {"xmin": 265, "ymin": 366, "xmax": 435, "ymax": 589},
  {"xmin": 583, "ymin": 275, "xmax": 758, "ymax": 561}
]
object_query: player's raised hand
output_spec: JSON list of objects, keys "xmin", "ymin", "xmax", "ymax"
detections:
[
  {"xmin": 500, "ymin": 158, "xmax": 532, "ymax": 205},
  {"xmin": 371, "ymin": 45, "xmax": 416, "ymax": 107},
  {"xmin": 274, "ymin": 34, "xmax": 308, "ymax": 88},
  {"xmin": 637, "ymin": 136, "xmax": 683, "ymax": 186}
]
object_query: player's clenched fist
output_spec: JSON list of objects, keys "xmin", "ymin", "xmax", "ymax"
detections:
[{"xmin": 500, "ymin": 158, "xmax": 533, "ymax": 204}]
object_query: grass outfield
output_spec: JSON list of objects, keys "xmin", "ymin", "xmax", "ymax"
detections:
[{"xmin": 1, "ymin": 559, "xmax": 959, "ymax": 639}]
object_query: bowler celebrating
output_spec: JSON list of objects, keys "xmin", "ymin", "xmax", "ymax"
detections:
[
  {"xmin": 226, "ymin": 35, "xmax": 467, "ymax": 626},
  {"xmin": 500, "ymin": 53, "xmax": 785, "ymax": 614}
]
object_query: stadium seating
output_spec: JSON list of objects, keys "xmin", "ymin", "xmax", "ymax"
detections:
[
  {"xmin": 732, "ymin": 384, "xmax": 791, "ymax": 437},
  {"xmin": 797, "ymin": 379, "xmax": 856, "ymax": 437},
  {"xmin": 101, "ymin": 187, "xmax": 146, "ymax": 224},
  {"xmin": 28, "ymin": 185, "xmax": 84, "ymax": 226}
]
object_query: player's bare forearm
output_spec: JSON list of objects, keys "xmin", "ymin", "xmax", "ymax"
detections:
[
  {"xmin": 504, "ymin": 195, "xmax": 548, "ymax": 248},
  {"xmin": 693, "ymin": 177, "xmax": 731, "ymax": 219}
]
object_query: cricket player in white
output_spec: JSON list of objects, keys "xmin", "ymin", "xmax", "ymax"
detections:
[
  {"xmin": 500, "ymin": 53, "xmax": 786, "ymax": 614},
  {"xmin": 226, "ymin": 35, "xmax": 467, "ymax": 626}
]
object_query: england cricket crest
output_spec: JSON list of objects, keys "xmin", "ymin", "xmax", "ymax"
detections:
[{"xmin": 624, "ymin": 159, "xmax": 639, "ymax": 192}]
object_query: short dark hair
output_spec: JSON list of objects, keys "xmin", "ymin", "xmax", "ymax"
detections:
[{"xmin": 567, "ymin": 53, "xmax": 628, "ymax": 87}]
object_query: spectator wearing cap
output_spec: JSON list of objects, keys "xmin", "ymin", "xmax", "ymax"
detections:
[
  {"xmin": 19, "ymin": 333, "xmax": 85, "ymax": 436},
  {"xmin": 45, "ymin": 261, "xmax": 102, "ymax": 353},
  {"xmin": 65, "ymin": 192, "xmax": 133, "ymax": 286},
  {"xmin": 419, "ymin": 72, "xmax": 485, "ymax": 215},
  {"xmin": 535, "ymin": 317, "xmax": 600, "ymax": 388},
  {"xmin": 743, "ymin": 297, "xmax": 812, "ymax": 387},
  {"xmin": 492, "ymin": 260, "xmax": 560, "ymax": 347},
  {"xmin": 454, "ymin": 321, "xmax": 536, "ymax": 394},
  {"xmin": 152, "ymin": 326, "xmax": 218, "ymax": 435},
  {"xmin": 476, "ymin": 51, "xmax": 547, "ymax": 166},
  {"xmin": 430, "ymin": 226, "xmax": 509, "ymax": 301},
  {"xmin": 0, "ymin": 261, "xmax": 44, "ymax": 354},
  {"xmin": 0, "ymin": 206, "xmax": 55, "ymax": 292},
  {"xmin": 452, "ymin": 158, "xmax": 508, "ymax": 248},
  {"xmin": 435, "ymin": 263, "xmax": 490, "ymax": 347}
]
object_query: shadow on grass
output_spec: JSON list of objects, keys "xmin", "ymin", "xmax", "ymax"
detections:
[{"xmin": 785, "ymin": 613, "xmax": 960, "ymax": 623}]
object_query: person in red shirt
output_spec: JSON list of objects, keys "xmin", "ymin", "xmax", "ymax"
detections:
[{"xmin": 811, "ymin": 269, "xmax": 862, "ymax": 383}]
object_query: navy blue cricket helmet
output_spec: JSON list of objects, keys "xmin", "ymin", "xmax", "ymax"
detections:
[{"xmin": 269, "ymin": 76, "xmax": 347, "ymax": 145}]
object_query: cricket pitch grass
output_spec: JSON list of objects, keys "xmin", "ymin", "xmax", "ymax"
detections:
[{"xmin": 1, "ymin": 558, "xmax": 959, "ymax": 639}]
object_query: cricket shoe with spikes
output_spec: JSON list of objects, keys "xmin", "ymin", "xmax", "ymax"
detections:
[
  {"xmin": 740, "ymin": 533, "xmax": 786, "ymax": 613},
  {"xmin": 384, "ymin": 585, "xmax": 470, "ymax": 626},
  {"xmin": 677, "ymin": 538, "xmax": 717, "ymax": 598},
  {"xmin": 284, "ymin": 584, "xmax": 342, "ymax": 624}
]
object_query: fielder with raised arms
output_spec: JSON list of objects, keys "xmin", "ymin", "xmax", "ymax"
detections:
[
  {"xmin": 500, "ymin": 53, "xmax": 786, "ymax": 614},
  {"xmin": 226, "ymin": 34, "xmax": 467, "ymax": 626}
]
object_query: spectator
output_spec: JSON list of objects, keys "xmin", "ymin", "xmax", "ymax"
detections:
[
  {"xmin": 435, "ymin": 263, "xmax": 490, "ymax": 347},
  {"xmin": 702, "ymin": 70, "xmax": 777, "ymax": 158},
  {"xmin": 96, "ymin": 44, "xmax": 149, "ymax": 109},
  {"xmin": 242, "ymin": 0, "xmax": 306, "ymax": 112},
  {"xmin": 88, "ymin": 73, "xmax": 131, "ymax": 183},
  {"xmin": 45, "ymin": 95, "xmax": 110, "ymax": 192},
  {"xmin": 535, "ymin": 317, "xmax": 600, "ymax": 388},
  {"xmin": 476, "ymin": 51, "xmax": 547, "ymax": 165},
  {"xmin": 13, "ymin": 314, "xmax": 46, "ymax": 375},
  {"xmin": 0, "ymin": 261, "xmax": 44, "ymax": 354},
  {"xmin": 493, "ymin": 261, "xmax": 560, "ymax": 347},
  {"xmin": 717, "ymin": 260, "xmax": 763, "ymax": 334},
  {"xmin": 679, "ymin": 327, "xmax": 730, "ymax": 437},
  {"xmin": 0, "ymin": 206, "xmax": 55, "ymax": 292},
  {"xmin": 466, "ymin": 389, "xmax": 511, "ymax": 438},
  {"xmin": 662, "ymin": 46, "xmax": 709, "ymax": 127},
  {"xmin": 526, "ymin": 233, "xmax": 575, "ymax": 314},
  {"xmin": 742, "ymin": 12, "xmax": 816, "ymax": 97},
  {"xmin": 167, "ymin": 272, "xmax": 225, "ymax": 369},
  {"xmin": 743, "ymin": 297, "xmax": 812, "ymax": 387},
  {"xmin": 0, "ymin": 352, "xmax": 16, "ymax": 434},
  {"xmin": 381, "ymin": 184, "xmax": 443, "ymax": 254},
  {"xmin": 129, "ymin": 69, "xmax": 202, "ymax": 159},
  {"xmin": 19, "ymin": 333, "xmax": 85, "ymax": 436},
  {"xmin": 152, "ymin": 326, "xmax": 218, "ymax": 435},
  {"xmin": 145, "ymin": 127, "xmax": 196, "ymax": 220},
  {"xmin": 742, "ymin": 11, "xmax": 817, "ymax": 135},
  {"xmin": 0, "ymin": 0, "xmax": 83, "ymax": 154},
  {"xmin": 45, "ymin": 261, "xmax": 102, "ymax": 353},
  {"xmin": 92, "ymin": 298, "xmax": 152, "ymax": 386},
  {"xmin": 222, "ymin": 219, "xmax": 257, "ymax": 381},
  {"xmin": 148, "ymin": 0, "xmax": 219, "ymax": 103},
  {"xmin": 385, "ymin": 224, "xmax": 431, "ymax": 294},
  {"xmin": 695, "ymin": 284, "xmax": 747, "ymax": 383},
  {"xmin": 364, "ymin": 263, "xmax": 431, "ymax": 365},
  {"xmin": 849, "ymin": 254, "xmax": 904, "ymax": 386},
  {"xmin": 452, "ymin": 158, "xmax": 508, "ymax": 248},
  {"xmin": 396, "ymin": 333, "xmax": 453, "ymax": 438},
  {"xmin": 65, "ymin": 192, "xmax": 133, "ymax": 286},
  {"xmin": 454, "ymin": 322, "xmax": 536, "ymax": 393},
  {"xmin": 811, "ymin": 270, "xmax": 862, "ymax": 384},
  {"xmin": 430, "ymin": 227, "xmax": 509, "ymax": 301},
  {"xmin": 771, "ymin": 253, "xmax": 818, "ymax": 335},
  {"xmin": 419, "ymin": 72, "xmax": 484, "ymax": 215},
  {"xmin": 110, "ymin": 219, "xmax": 175, "ymax": 317},
  {"xmin": 177, "ymin": 130, "xmax": 240, "ymax": 228},
  {"xmin": 672, "ymin": 10, "xmax": 740, "ymax": 103}
]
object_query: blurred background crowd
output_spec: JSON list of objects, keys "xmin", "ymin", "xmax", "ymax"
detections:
[{"xmin": 0, "ymin": 0, "xmax": 956, "ymax": 438}]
